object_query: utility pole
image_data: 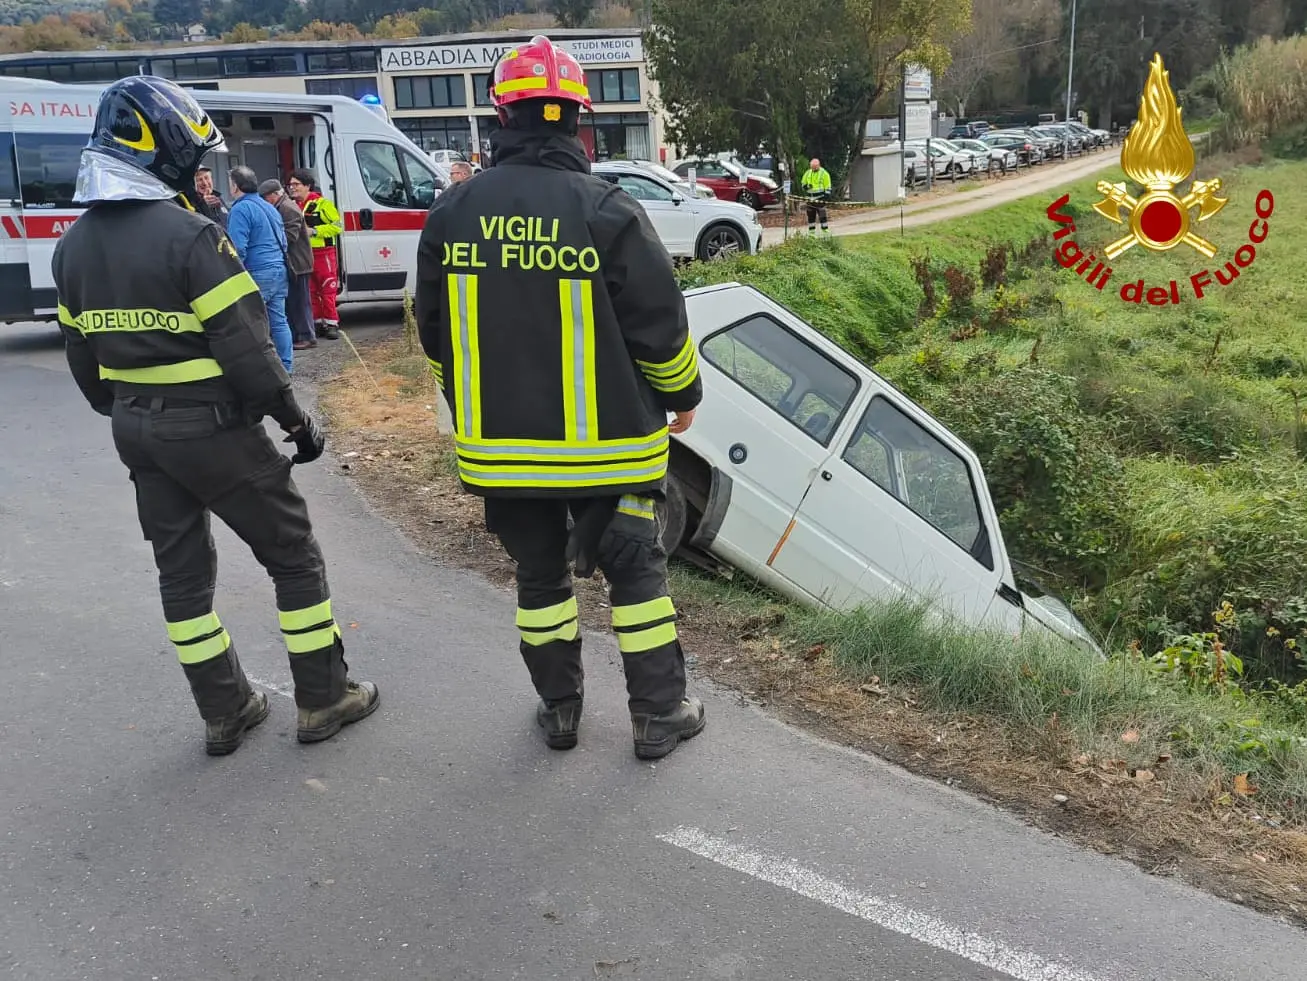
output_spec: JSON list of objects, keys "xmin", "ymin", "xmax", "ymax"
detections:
[{"xmin": 1065, "ymin": 0, "xmax": 1078, "ymax": 124}]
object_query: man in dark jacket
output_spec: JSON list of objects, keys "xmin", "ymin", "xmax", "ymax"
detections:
[
  {"xmin": 260, "ymin": 178, "xmax": 317, "ymax": 351},
  {"xmin": 194, "ymin": 165, "xmax": 228, "ymax": 227},
  {"xmin": 415, "ymin": 35, "xmax": 705, "ymax": 761},
  {"xmin": 52, "ymin": 76, "xmax": 379, "ymax": 756}
]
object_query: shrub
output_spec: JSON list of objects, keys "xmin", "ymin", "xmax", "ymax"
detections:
[
  {"xmin": 941, "ymin": 264, "xmax": 977, "ymax": 310},
  {"xmin": 979, "ymin": 243, "xmax": 1009, "ymax": 288}
]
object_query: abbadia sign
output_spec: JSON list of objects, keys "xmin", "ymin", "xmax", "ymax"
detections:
[{"xmin": 1046, "ymin": 52, "xmax": 1273, "ymax": 305}]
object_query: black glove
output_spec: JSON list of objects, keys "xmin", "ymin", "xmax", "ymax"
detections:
[
  {"xmin": 565, "ymin": 498, "xmax": 619, "ymax": 579},
  {"xmin": 282, "ymin": 413, "xmax": 325, "ymax": 465}
]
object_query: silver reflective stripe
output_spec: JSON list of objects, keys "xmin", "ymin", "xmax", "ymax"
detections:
[
  {"xmin": 565, "ymin": 278, "xmax": 590, "ymax": 441},
  {"xmin": 455, "ymin": 434, "xmax": 668, "ymax": 458},
  {"xmin": 449, "ymin": 273, "xmax": 479, "ymax": 438},
  {"xmin": 459, "ymin": 461, "xmax": 669, "ymax": 484}
]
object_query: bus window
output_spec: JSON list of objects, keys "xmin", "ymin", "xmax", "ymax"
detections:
[{"xmin": 16, "ymin": 133, "xmax": 86, "ymax": 209}]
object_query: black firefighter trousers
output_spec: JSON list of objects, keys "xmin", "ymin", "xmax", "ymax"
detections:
[
  {"xmin": 484, "ymin": 494, "xmax": 687, "ymax": 716},
  {"xmin": 111, "ymin": 395, "xmax": 348, "ymax": 721}
]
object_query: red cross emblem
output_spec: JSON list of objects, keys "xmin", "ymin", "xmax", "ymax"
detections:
[{"xmin": 378, "ymin": 247, "xmax": 392, "ymax": 259}]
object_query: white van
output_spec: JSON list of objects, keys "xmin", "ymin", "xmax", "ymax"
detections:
[
  {"xmin": 0, "ymin": 78, "xmax": 449, "ymax": 324},
  {"xmin": 663, "ymin": 282, "xmax": 1102, "ymax": 654}
]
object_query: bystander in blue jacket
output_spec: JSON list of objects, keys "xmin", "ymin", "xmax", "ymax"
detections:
[{"xmin": 226, "ymin": 164, "xmax": 293, "ymax": 371}]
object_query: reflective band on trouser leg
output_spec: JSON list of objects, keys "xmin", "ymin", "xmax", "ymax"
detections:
[
  {"xmin": 636, "ymin": 336, "xmax": 699, "ymax": 394},
  {"xmin": 449, "ymin": 273, "xmax": 481, "ymax": 439},
  {"xmin": 616, "ymin": 494, "xmax": 656, "ymax": 520},
  {"xmin": 612, "ymin": 596, "xmax": 678, "ymax": 654},
  {"xmin": 279, "ymin": 599, "xmax": 342, "ymax": 655},
  {"xmin": 559, "ymin": 278, "xmax": 597, "ymax": 443},
  {"xmin": 517, "ymin": 596, "xmax": 580, "ymax": 647},
  {"xmin": 427, "ymin": 356, "xmax": 444, "ymax": 389},
  {"xmin": 167, "ymin": 611, "xmax": 232, "ymax": 664}
]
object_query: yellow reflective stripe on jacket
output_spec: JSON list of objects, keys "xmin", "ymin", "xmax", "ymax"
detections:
[
  {"xmin": 427, "ymin": 356, "xmax": 444, "ymax": 388},
  {"xmin": 191, "ymin": 271, "xmax": 259, "ymax": 321},
  {"xmin": 454, "ymin": 429, "xmax": 668, "ymax": 461},
  {"xmin": 516, "ymin": 596, "xmax": 579, "ymax": 646},
  {"xmin": 306, "ymin": 197, "xmax": 342, "ymax": 248},
  {"xmin": 448, "ymin": 273, "xmax": 482, "ymax": 438},
  {"xmin": 166, "ymin": 611, "xmax": 230, "ymax": 665},
  {"xmin": 454, "ymin": 449, "xmax": 669, "ymax": 489},
  {"xmin": 559, "ymin": 278, "xmax": 598, "ymax": 443},
  {"xmin": 636, "ymin": 335, "xmax": 699, "ymax": 394},
  {"xmin": 99, "ymin": 358, "xmax": 224, "ymax": 384},
  {"xmin": 61, "ymin": 307, "xmax": 204, "ymax": 335},
  {"xmin": 616, "ymin": 494, "xmax": 656, "ymax": 520}
]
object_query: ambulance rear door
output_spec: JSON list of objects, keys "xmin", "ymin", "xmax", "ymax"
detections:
[
  {"xmin": 0, "ymin": 117, "xmax": 33, "ymax": 323},
  {"xmin": 340, "ymin": 134, "xmax": 444, "ymax": 301}
]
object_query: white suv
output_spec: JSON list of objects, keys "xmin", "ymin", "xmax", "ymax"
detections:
[{"xmin": 592, "ymin": 161, "xmax": 763, "ymax": 262}]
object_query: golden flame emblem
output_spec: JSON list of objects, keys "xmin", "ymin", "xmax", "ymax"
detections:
[{"xmin": 1092, "ymin": 53, "xmax": 1227, "ymax": 258}]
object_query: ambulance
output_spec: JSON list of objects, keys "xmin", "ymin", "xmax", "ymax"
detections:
[{"xmin": 0, "ymin": 77, "xmax": 450, "ymax": 324}]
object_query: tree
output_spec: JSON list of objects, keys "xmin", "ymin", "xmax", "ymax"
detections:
[
  {"xmin": 939, "ymin": 0, "xmax": 1026, "ymax": 118},
  {"xmin": 547, "ymin": 0, "xmax": 595, "ymax": 27},
  {"xmin": 222, "ymin": 21, "xmax": 268, "ymax": 42},
  {"xmin": 370, "ymin": 13, "xmax": 420, "ymax": 36}
]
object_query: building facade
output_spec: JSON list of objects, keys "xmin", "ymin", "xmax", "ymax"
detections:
[{"xmin": 0, "ymin": 28, "xmax": 662, "ymax": 166}]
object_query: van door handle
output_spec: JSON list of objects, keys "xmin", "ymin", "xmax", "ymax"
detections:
[{"xmin": 359, "ymin": 208, "xmax": 374, "ymax": 230}]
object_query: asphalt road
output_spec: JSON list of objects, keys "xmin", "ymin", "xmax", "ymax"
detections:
[{"xmin": 3, "ymin": 316, "xmax": 1306, "ymax": 981}]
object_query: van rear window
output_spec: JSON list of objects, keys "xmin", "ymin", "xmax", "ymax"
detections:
[{"xmin": 15, "ymin": 133, "xmax": 85, "ymax": 209}]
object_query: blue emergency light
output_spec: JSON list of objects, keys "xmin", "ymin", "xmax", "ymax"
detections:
[{"xmin": 358, "ymin": 94, "xmax": 388, "ymax": 121}]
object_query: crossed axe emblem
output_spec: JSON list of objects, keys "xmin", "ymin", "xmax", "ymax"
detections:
[{"xmin": 1092, "ymin": 178, "xmax": 1228, "ymax": 259}]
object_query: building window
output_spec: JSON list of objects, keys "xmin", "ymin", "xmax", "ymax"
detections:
[
  {"xmin": 306, "ymin": 50, "xmax": 377, "ymax": 74},
  {"xmin": 472, "ymin": 72, "xmax": 494, "ymax": 107},
  {"xmin": 393, "ymin": 74, "xmax": 466, "ymax": 110},
  {"xmin": 589, "ymin": 68, "xmax": 640, "ymax": 103},
  {"xmin": 578, "ymin": 112, "xmax": 650, "ymax": 161},
  {"xmin": 395, "ymin": 117, "xmax": 473, "ymax": 155},
  {"xmin": 152, "ymin": 56, "xmax": 221, "ymax": 80},
  {"xmin": 223, "ymin": 53, "xmax": 301, "ymax": 76},
  {"xmin": 306, "ymin": 77, "xmax": 379, "ymax": 100}
]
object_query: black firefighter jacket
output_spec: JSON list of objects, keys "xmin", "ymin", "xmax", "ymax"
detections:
[
  {"xmin": 52, "ymin": 197, "xmax": 303, "ymax": 428},
  {"xmin": 415, "ymin": 128, "xmax": 703, "ymax": 499}
]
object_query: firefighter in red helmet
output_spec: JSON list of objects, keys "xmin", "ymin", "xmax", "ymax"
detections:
[{"xmin": 415, "ymin": 35, "xmax": 706, "ymax": 760}]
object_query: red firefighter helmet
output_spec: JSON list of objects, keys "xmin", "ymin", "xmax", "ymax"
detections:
[{"xmin": 491, "ymin": 35, "xmax": 592, "ymax": 113}]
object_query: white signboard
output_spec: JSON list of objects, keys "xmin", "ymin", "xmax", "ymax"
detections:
[
  {"xmin": 903, "ymin": 64, "xmax": 932, "ymax": 101},
  {"xmin": 381, "ymin": 36, "xmax": 645, "ymax": 73},
  {"xmin": 903, "ymin": 103, "xmax": 932, "ymax": 141}
]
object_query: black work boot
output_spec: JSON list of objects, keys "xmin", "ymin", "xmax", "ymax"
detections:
[
  {"xmin": 631, "ymin": 696, "xmax": 706, "ymax": 760},
  {"xmin": 297, "ymin": 681, "xmax": 380, "ymax": 743},
  {"xmin": 205, "ymin": 691, "xmax": 270, "ymax": 756},
  {"xmin": 536, "ymin": 698, "xmax": 582, "ymax": 750},
  {"xmin": 288, "ymin": 638, "xmax": 379, "ymax": 744},
  {"xmin": 182, "ymin": 642, "xmax": 266, "ymax": 756}
]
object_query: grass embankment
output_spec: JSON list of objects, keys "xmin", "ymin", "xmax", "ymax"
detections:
[{"xmin": 323, "ymin": 149, "xmax": 1307, "ymax": 921}]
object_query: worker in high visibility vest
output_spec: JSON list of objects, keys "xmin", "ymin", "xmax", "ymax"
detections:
[
  {"xmin": 800, "ymin": 157, "xmax": 832, "ymax": 234},
  {"xmin": 414, "ymin": 35, "xmax": 707, "ymax": 761},
  {"xmin": 287, "ymin": 168, "xmax": 342, "ymax": 340}
]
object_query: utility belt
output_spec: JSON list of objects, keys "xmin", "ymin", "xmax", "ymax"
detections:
[{"xmin": 117, "ymin": 394, "xmax": 251, "ymax": 428}]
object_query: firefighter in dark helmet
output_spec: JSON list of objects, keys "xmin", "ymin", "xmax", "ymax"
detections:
[
  {"xmin": 415, "ymin": 36, "xmax": 706, "ymax": 760},
  {"xmin": 51, "ymin": 76, "xmax": 380, "ymax": 756}
]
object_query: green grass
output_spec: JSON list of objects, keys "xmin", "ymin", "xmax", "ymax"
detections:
[{"xmin": 669, "ymin": 147, "xmax": 1307, "ymax": 820}]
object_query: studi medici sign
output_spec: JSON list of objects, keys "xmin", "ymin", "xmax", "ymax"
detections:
[
  {"xmin": 1045, "ymin": 52, "xmax": 1274, "ymax": 305},
  {"xmin": 380, "ymin": 36, "xmax": 644, "ymax": 72}
]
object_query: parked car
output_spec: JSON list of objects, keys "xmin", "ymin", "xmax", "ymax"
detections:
[
  {"xmin": 1032, "ymin": 123, "xmax": 1085, "ymax": 155},
  {"xmin": 951, "ymin": 137, "xmax": 1019, "ymax": 172},
  {"xmin": 592, "ymin": 161, "xmax": 763, "ymax": 261},
  {"xmin": 905, "ymin": 139, "xmax": 974, "ymax": 178},
  {"xmin": 983, "ymin": 130, "xmax": 1049, "ymax": 164},
  {"xmin": 628, "ymin": 158, "xmax": 717, "ymax": 199},
  {"xmin": 428, "ymin": 147, "xmax": 481, "ymax": 173},
  {"xmin": 948, "ymin": 122, "xmax": 990, "ymax": 140},
  {"xmin": 659, "ymin": 281, "xmax": 1102, "ymax": 655},
  {"xmin": 671, "ymin": 157, "xmax": 780, "ymax": 210},
  {"xmin": 898, "ymin": 144, "xmax": 933, "ymax": 184},
  {"xmin": 1065, "ymin": 119, "xmax": 1110, "ymax": 148}
]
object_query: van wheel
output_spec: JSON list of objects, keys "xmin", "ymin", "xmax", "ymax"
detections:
[
  {"xmin": 657, "ymin": 474, "xmax": 689, "ymax": 556},
  {"xmin": 697, "ymin": 223, "xmax": 747, "ymax": 261}
]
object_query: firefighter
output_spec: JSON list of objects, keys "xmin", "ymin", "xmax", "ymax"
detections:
[
  {"xmin": 286, "ymin": 168, "xmax": 342, "ymax": 341},
  {"xmin": 415, "ymin": 35, "xmax": 706, "ymax": 761},
  {"xmin": 800, "ymin": 157, "xmax": 831, "ymax": 234},
  {"xmin": 51, "ymin": 76, "xmax": 379, "ymax": 756}
]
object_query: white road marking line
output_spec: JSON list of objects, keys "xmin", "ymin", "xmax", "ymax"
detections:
[
  {"xmin": 248, "ymin": 676, "xmax": 295, "ymax": 700},
  {"xmin": 657, "ymin": 827, "xmax": 1113, "ymax": 981}
]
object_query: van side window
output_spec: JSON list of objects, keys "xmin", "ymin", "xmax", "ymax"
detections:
[
  {"xmin": 355, "ymin": 141, "xmax": 416, "ymax": 208},
  {"xmin": 842, "ymin": 395, "xmax": 987, "ymax": 562},
  {"xmin": 700, "ymin": 314, "xmax": 858, "ymax": 446},
  {"xmin": 0, "ymin": 133, "xmax": 17, "ymax": 201},
  {"xmin": 15, "ymin": 133, "xmax": 84, "ymax": 209}
]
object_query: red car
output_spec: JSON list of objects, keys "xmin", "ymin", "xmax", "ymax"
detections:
[{"xmin": 671, "ymin": 157, "xmax": 779, "ymax": 210}]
